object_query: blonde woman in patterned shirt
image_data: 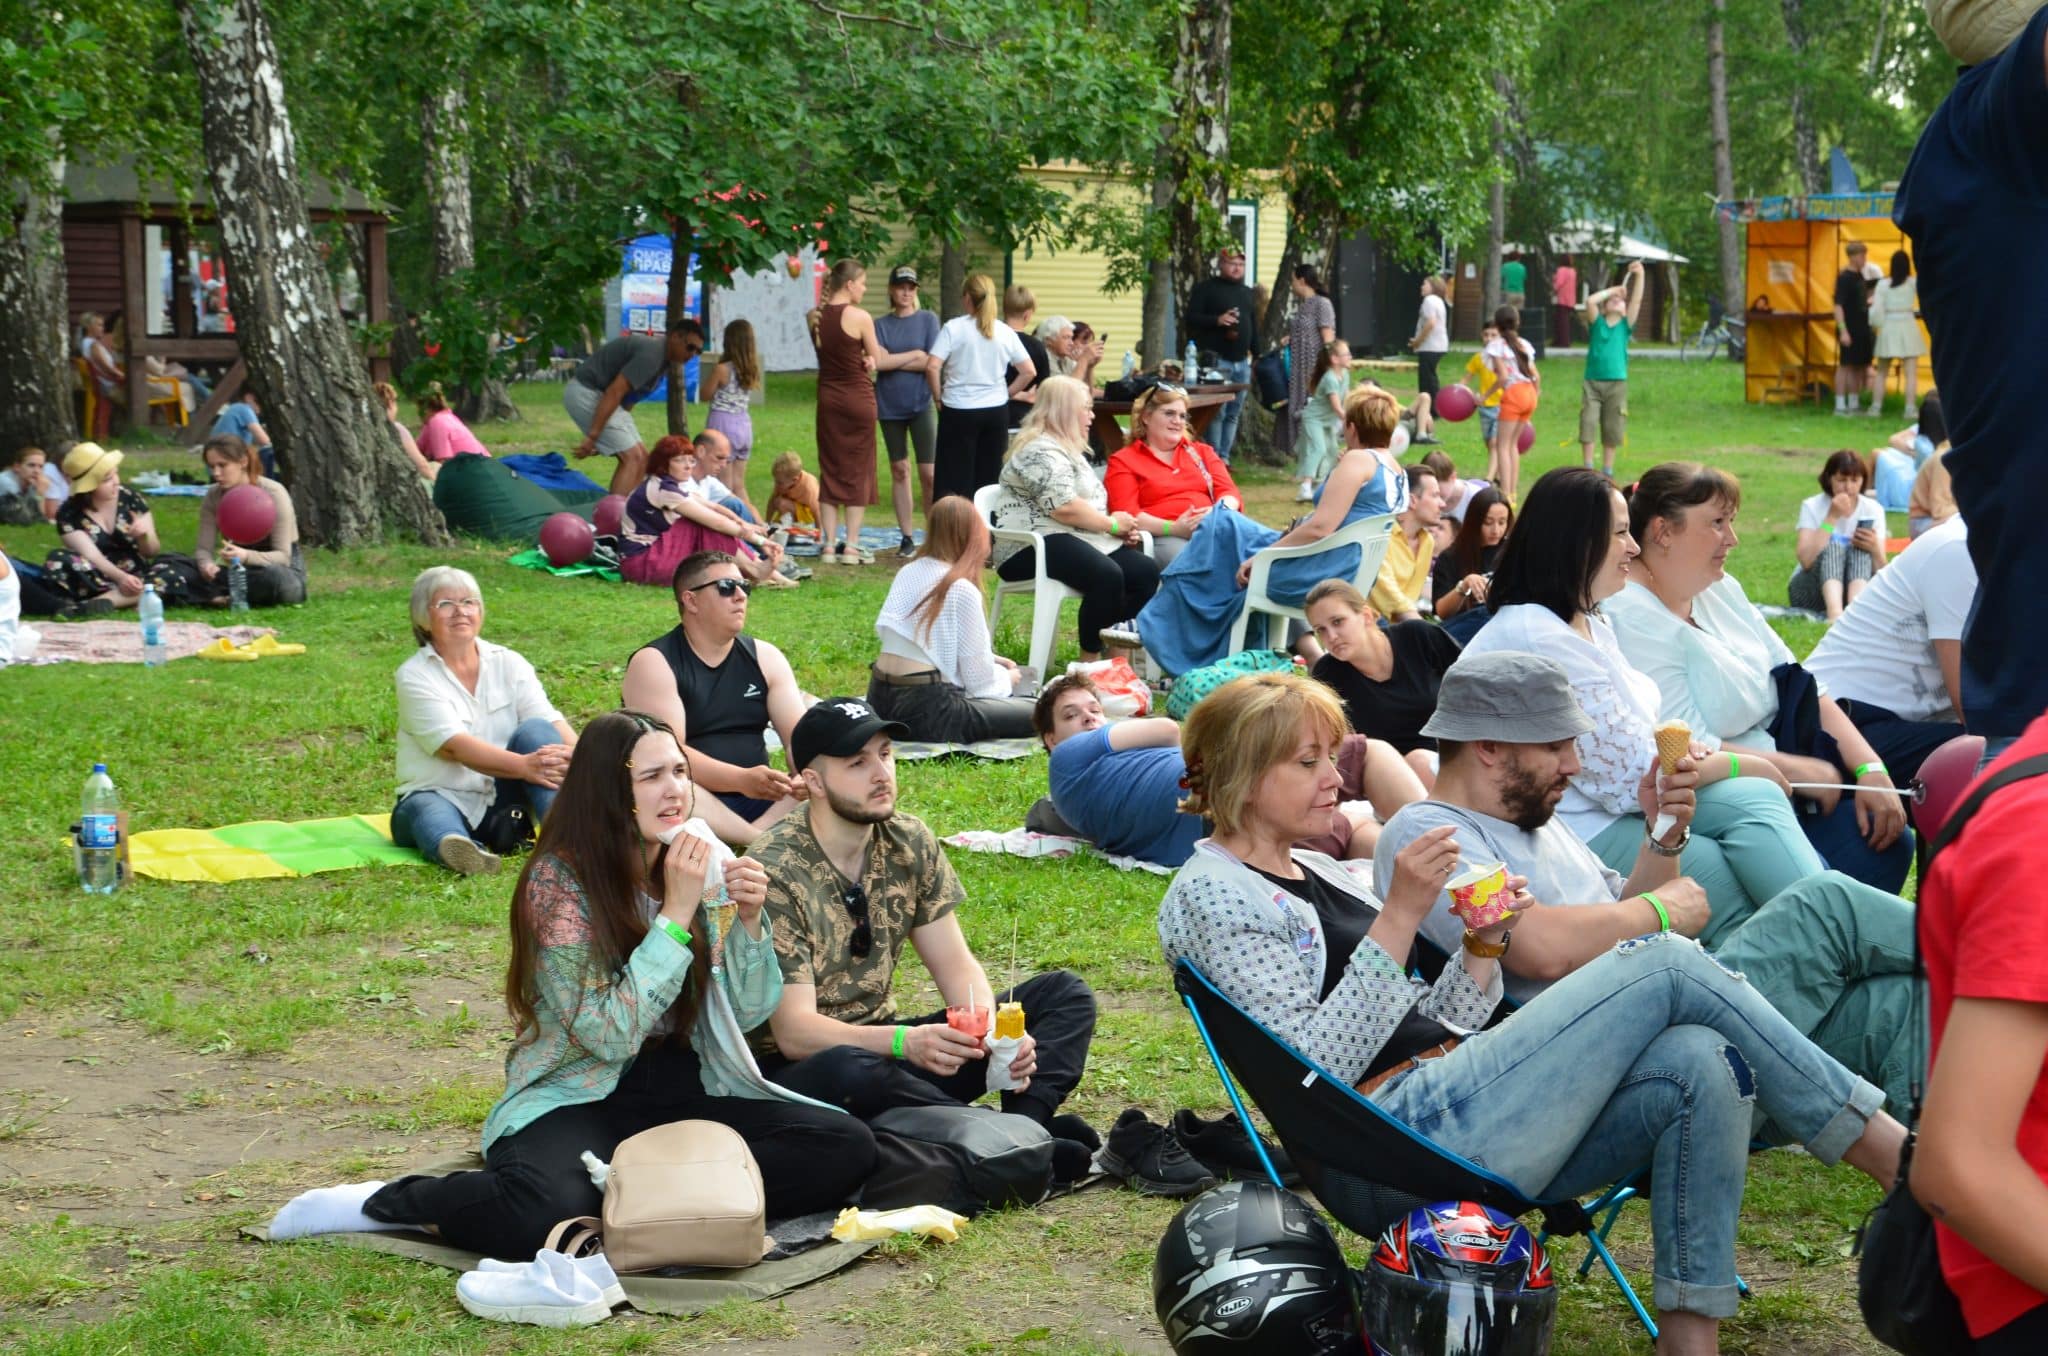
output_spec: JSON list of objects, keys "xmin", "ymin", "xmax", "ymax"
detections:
[{"xmin": 265, "ymin": 711, "xmax": 872, "ymax": 1257}]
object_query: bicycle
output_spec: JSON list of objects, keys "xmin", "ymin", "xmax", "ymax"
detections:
[{"xmin": 1682, "ymin": 301, "xmax": 1747, "ymax": 363}]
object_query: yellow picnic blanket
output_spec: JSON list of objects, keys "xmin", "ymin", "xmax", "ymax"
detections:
[{"xmin": 125, "ymin": 813, "xmax": 427, "ymax": 882}]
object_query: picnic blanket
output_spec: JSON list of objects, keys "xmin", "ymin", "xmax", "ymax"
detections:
[
  {"xmin": 788, "ymin": 526, "xmax": 922, "ymax": 558},
  {"xmin": 507, "ymin": 546, "xmax": 622, "ymax": 582},
  {"xmin": 895, "ymin": 737, "xmax": 1043, "ymax": 763},
  {"xmin": 25, "ymin": 620, "xmax": 275, "ymax": 666},
  {"xmin": 943, "ymin": 828, "xmax": 1173, "ymax": 876},
  {"xmin": 243, "ymin": 1153, "xmax": 877, "ymax": 1317},
  {"xmin": 127, "ymin": 812, "xmax": 426, "ymax": 882},
  {"xmin": 500, "ymin": 452, "xmax": 608, "ymax": 497}
]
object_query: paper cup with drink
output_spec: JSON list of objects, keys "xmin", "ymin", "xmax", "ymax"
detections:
[
  {"xmin": 1651, "ymin": 720, "xmax": 1691, "ymax": 842},
  {"xmin": 1446, "ymin": 861, "xmax": 1513, "ymax": 930}
]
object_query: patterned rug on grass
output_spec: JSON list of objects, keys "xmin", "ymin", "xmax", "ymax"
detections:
[
  {"xmin": 26, "ymin": 620, "xmax": 276, "ymax": 666},
  {"xmin": 126, "ymin": 813, "xmax": 426, "ymax": 882},
  {"xmin": 942, "ymin": 828, "xmax": 1172, "ymax": 876},
  {"xmin": 895, "ymin": 737, "xmax": 1043, "ymax": 762}
]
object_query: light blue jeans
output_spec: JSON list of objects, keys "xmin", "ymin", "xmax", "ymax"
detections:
[
  {"xmin": 1587, "ymin": 777, "xmax": 1824, "ymax": 950},
  {"xmin": 1209, "ymin": 357, "xmax": 1251, "ymax": 461},
  {"xmin": 1376, "ymin": 933, "xmax": 1883, "ymax": 1318},
  {"xmin": 390, "ymin": 717, "xmax": 560, "ymax": 869}
]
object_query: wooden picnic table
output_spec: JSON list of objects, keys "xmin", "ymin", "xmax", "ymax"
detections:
[{"xmin": 1090, "ymin": 385, "xmax": 1242, "ymax": 454}]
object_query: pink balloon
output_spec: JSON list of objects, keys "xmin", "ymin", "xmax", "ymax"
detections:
[
  {"xmin": 539, "ymin": 511, "xmax": 595, "ymax": 567},
  {"xmin": 1517, "ymin": 422, "xmax": 1536, "ymax": 454},
  {"xmin": 217, "ymin": 483, "xmax": 277, "ymax": 546},
  {"xmin": 593, "ymin": 494, "xmax": 628, "ymax": 537},
  {"xmin": 1433, "ymin": 384, "xmax": 1476, "ymax": 422}
]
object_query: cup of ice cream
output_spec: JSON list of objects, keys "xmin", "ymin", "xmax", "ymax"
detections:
[{"xmin": 1446, "ymin": 862, "xmax": 1513, "ymax": 929}]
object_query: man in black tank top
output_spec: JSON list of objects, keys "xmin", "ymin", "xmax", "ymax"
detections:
[{"xmin": 622, "ymin": 550, "xmax": 811, "ymax": 832}]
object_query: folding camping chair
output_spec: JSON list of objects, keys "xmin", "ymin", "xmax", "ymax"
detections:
[{"xmin": 1172, "ymin": 960, "xmax": 1660, "ymax": 1339}]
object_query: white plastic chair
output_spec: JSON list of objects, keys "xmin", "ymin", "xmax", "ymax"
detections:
[
  {"xmin": 972, "ymin": 484, "xmax": 1150, "ymax": 677},
  {"xmin": 1228, "ymin": 513, "xmax": 1396, "ymax": 654}
]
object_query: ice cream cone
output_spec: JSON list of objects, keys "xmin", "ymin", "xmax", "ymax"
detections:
[{"xmin": 1654, "ymin": 721, "xmax": 1692, "ymax": 774}]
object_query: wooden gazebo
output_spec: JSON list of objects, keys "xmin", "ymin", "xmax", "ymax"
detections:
[{"xmin": 62, "ymin": 158, "xmax": 392, "ymax": 429}]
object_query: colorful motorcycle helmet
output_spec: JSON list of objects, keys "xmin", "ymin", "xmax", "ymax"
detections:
[
  {"xmin": 1153, "ymin": 1180, "xmax": 1363, "ymax": 1354},
  {"xmin": 1363, "ymin": 1200, "xmax": 1557, "ymax": 1356}
]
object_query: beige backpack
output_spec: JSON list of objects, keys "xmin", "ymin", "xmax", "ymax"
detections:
[{"xmin": 545, "ymin": 1119, "xmax": 771, "ymax": 1273}]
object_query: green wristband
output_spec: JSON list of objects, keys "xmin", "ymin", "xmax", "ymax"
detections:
[
  {"xmin": 891, "ymin": 1025, "xmax": 907, "ymax": 1059},
  {"xmin": 1643, "ymin": 892, "xmax": 1671, "ymax": 933},
  {"xmin": 1160, "ymin": 520, "xmax": 1172, "ymax": 538},
  {"xmin": 1728, "ymin": 752, "xmax": 1739, "ymax": 779},
  {"xmin": 1855, "ymin": 761, "xmax": 1888, "ymax": 780},
  {"xmin": 660, "ymin": 918, "xmax": 692, "ymax": 948}
]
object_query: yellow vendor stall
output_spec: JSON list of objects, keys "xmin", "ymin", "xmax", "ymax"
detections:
[{"xmin": 1719, "ymin": 193, "xmax": 1932, "ymax": 405}]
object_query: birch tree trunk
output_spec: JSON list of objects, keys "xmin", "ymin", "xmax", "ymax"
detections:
[
  {"xmin": 1167, "ymin": 0, "xmax": 1231, "ymax": 338},
  {"xmin": 664, "ymin": 217, "xmax": 691, "ymax": 436},
  {"xmin": 176, "ymin": 0, "xmax": 446, "ymax": 546},
  {"xmin": 1708, "ymin": 0, "xmax": 1744, "ymax": 318},
  {"xmin": 0, "ymin": 146, "xmax": 78, "ymax": 453},
  {"xmin": 1781, "ymin": 0, "xmax": 1823, "ymax": 194},
  {"xmin": 1142, "ymin": 155, "xmax": 1173, "ymax": 366},
  {"xmin": 421, "ymin": 81, "xmax": 516, "ymax": 423}
]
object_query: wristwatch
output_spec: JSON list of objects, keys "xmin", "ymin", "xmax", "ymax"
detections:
[
  {"xmin": 1462, "ymin": 928, "xmax": 1511, "ymax": 959},
  {"xmin": 1645, "ymin": 825, "xmax": 1691, "ymax": 858}
]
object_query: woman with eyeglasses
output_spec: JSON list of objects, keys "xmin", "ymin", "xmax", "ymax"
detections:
[
  {"xmin": 391, "ymin": 566, "xmax": 579, "ymax": 876},
  {"xmin": 270, "ymin": 710, "xmax": 875, "ymax": 1260},
  {"xmin": 1104, "ymin": 384, "xmax": 1242, "ymax": 567},
  {"xmin": 618, "ymin": 435, "xmax": 790, "ymax": 589}
]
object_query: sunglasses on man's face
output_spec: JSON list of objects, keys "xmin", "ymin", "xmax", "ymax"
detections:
[
  {"xmin": 688, "ymin": 577, "xmax": 752, "ymax": 598},
  {"xmin": 841, "ymin": 883, "xmax": 874, "ymax": 959}
]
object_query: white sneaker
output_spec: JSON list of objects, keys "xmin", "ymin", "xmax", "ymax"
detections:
[
  {"xmin": 436, "ymin": 834, "xmax": 501, "ymax": 876},
  {"xmin": 457, "ymin": 1251, "xmax": 611, "ymax": 1327},
  {"xmin": 1295, "ymin": 481, "xmax": 1315, "ymax": 502},
  {"xmin": 479, "ymin": 1249, "xmax": 625, "ymax": 1309}
]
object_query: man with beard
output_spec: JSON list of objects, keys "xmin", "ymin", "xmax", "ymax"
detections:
[
  {"xmin": 1373, "ymin": 651, "xmax": 1921, "ymax": 1119},
  {"xmin": 749, "ymin": 697, "xmax": 1100, "ymax": 1150}
]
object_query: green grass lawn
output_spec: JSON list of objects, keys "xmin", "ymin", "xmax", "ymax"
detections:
[{"xmin": 0, "ymin": 355, "xmax": 1907, "ymax": 1352}]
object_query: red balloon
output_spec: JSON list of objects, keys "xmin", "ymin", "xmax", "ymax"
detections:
[
  {"xmin": 1433, "ymin": 384, "xmax": 1477, "ymax": 422},
  {"xmin": 217, "ymin": 483, "xmax": 277, "ymax": 546},
  {"xmin": 593, "ymin": 494, "xmax": 628, "ymax": 536},
  {"xmin": 1517, "ymin": 422, "xmax": 1536, "ymax": 454},
  {"xmin": 539, "ymin": 511, "xmax": 595, "ymax": 567}
]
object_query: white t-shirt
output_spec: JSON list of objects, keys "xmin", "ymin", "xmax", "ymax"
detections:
[
  {"xmin": 930, "ymin": 316, "xmax": 1030, "ymax": 410},
  {"xmin": 1805, "ymin": 515, "xmax": 1975, "ymax": 722},
  {"xmin": 0, "ymin": 558, "xmax": 35, "ymax": 666},
  {"xmin": 395, "ymin": 639, "xmax": 566, "ymax": 826},
  {"xmin": 1415, "ymin": 294, "xmax": 1449, "ymax": 353},
  {"xmin": 1484, "ymin": 336, "xmax": 1535, "ymax": 387},
  {"xmin": 1795, "ymin": 491, "xmax": 1888, "ymax": 539},
  {"xmin": 1439, "ymin": 478, "xmax": 1495, "ymax": 525}
]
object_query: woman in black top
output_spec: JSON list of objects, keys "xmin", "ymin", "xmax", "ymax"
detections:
[
  {"xmin": 1431, "ymin": 486, "xmax": 1513, "ymax": 620},
  {"xmin": 1302, "ymin": 578, "xmax": 1460, "ymax": 789}
]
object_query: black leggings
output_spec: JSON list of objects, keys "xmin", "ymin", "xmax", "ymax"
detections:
[
  {"xmin": 997, "ymin": 538, "xmax": 1160, "ymax": 653},
  {"xmin": 362, "ymin": 1043, "xmax": 876, "ymax": 1259},
  {"xmin": 1979, "ymin": 1302, "xmax": 2048, "ymax": 1354},
  {"xmin": 765, "ymin": 970, "xmax": 1096, "ymax": 1126},
  {"xmin": 933, "ymin": 404, "xmax": 1010, "ymax": 502},
  {"xmin": 9, "ymin": 557, "xmax": 69, "ymax": 617}
]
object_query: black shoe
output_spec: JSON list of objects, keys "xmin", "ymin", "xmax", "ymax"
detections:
[
  {"xmin": 1171, "ymin": 1108, "xmax": 1297, "ymax": 1184},
  {"xmin": 1097, "ymin": 1108, "xmax": 1219, "ymax": 1198},
  {"xmin": 898, "ymin": 534, "xmax": 916, "ymax": 558},
  {"xmin": 1048, "ymin": 1112, "xmax": 1101, "ymax": 1153}
]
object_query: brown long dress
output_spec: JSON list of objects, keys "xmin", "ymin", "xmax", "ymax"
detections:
[{"xmin": 813, "ymin": 303, "xmax": 878, "ymax": 506}]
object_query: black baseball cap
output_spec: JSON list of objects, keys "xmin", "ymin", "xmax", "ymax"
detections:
[
  {"xmin": 889, "ymin": 266, "xmax": 919, "ymax": 286},
  {"xmin": 791, "ymin": 698, "xmax": 909, "ymax": 771}
]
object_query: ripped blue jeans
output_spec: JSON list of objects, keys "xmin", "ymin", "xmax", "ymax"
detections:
[{"xmin": 1374, "ymin": 932, "xmax": 1883, "ymax": 1318}]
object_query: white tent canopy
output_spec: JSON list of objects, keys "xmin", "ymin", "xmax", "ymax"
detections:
[{"xmin": 1508, "ymin": 220, "xmax": 1690, "ymax": 264}]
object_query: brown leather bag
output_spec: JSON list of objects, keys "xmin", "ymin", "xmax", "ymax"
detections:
[{"xmin": 545, "ymin": 1119, "xmax": 771, "ymax": 1273}]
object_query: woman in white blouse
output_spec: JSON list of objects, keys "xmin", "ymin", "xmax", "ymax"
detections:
[
  {"xmin": 867, "ymin": 495, "xmax": 1036, "ymax": 743},
  {"xmin": 1606, "ymin": 462, "xmax": 1913, "ymax": 895},
  {"xmin": 989, "ymin": 375, "xmax": 1159, "ymax": 661},
  {"xmin": 392, "ymin": 566, "xmax": 579, "ymax": 876},
  {"xmin": 1460, "ymin": 467, "xmax": 1833, "ymax": 945}
]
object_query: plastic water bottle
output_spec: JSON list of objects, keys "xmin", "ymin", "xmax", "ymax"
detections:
[
  {"xmin": 139, "ymin": 583, "xmax": 166, "ymax": 667},
  {"xmin": 79, "ymin": 763, "xmax": 121, "ymax": 895},
  {"xmin": 1120, "ymin": 350, "xmax": 1136, "ymax": 381},
  {"xmin": 1183, "ymin": 339, "xmax": 1199, "ymax": 381},
  {"xmin": 228, "ymin": 556, "xmax": 248, "ymax": 613}
]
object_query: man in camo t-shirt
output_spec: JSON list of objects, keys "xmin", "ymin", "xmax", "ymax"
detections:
[{"xmin": 749, "ymin": 698, "xmax": 1097, "ymax": 1135}]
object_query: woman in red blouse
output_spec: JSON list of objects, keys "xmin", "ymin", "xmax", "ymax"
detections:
[{"xmin": 1105, "ymin": 385, "xmax": 1243, "ymax": 565}]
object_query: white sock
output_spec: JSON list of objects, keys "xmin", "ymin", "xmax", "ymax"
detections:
[
  {"xmin": 267, "ymin": 1181, "xmax": 408, "ymax": 1239},
  {"xmin": 1835, "ymin": 394, "xmax": 1847, "ymax": 411}
]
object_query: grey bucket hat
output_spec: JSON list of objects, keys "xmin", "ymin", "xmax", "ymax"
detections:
[{"xmin": 1420, "ymin": 651, "xmax": 1595, "ymax": 744}]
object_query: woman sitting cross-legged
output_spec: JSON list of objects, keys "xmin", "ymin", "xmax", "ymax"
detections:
[
  {"xmin": 269, "ymin": 711, "xmax": 876, "ymax": 1259},
  {"xmin": 391, "ymin": 566, "xmax": 580, "ymax": 876},
  {"xmin": 1136, "ymin": 385, "xmax": 1409, "ymax": 677},
  {"xmin": 618, "ymin": 435, "xmax": 788, "ymax": 589},
  {"xmin": 1607, "ymin": 462, "xmax": 1914, "ymax": 894},
  {"xmin": 41, "ymin": 442, "xmax": 201, "ymax": 611},
  {"xmin": 194, "ymin": 434, "xmax": 306, "ymax": 607},
  {"xmin": 1789, "ymin": 449, "xmax": 1888, "ymax": 620},
  {"xmin": 1157, "ymin": 669, "xmax": 1904, "ymax": 1354},
  {"xmin": 990, "ymin": 374, "xmax": 1159, "ymax": 662},
  {"xmin": 1458, "ymin": 465, "xmax": 1854, "ymax": 941},
  {"xmin": 869, "ymin": 496, "xmax": 1037, "ymax": 742}
]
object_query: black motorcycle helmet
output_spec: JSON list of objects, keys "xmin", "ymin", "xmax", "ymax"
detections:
[
  {"xmin": 1363, "ymin": 1200, "xmax": 1557, "ymax": 1356},
  {"xmin": 1153, "ymin": 1180, "xmax": 1362, "ymax": 1354}
]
